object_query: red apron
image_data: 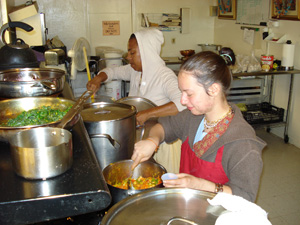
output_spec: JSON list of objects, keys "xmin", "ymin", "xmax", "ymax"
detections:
[{"xmin": 180, "ymin": 137, "xmax": 229, "ymax": 184}]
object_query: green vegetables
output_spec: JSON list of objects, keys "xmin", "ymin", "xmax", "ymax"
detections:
[{"xmin": 4, "ymin": 105, "xmax": 72, "ymax": 127}]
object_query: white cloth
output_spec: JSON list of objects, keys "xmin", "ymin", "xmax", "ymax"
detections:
[
  {"xmin": 102, "ymin": 28, "xmax": 185, "ymax": 112},
  {"xmin": 207, "ymin": 193, "xmax": 272, "ymax": 225}
]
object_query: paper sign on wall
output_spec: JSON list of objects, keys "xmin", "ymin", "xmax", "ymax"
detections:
[{"xmin": 102, "ymin": 21, "xmax": 120, "ymax": 36}]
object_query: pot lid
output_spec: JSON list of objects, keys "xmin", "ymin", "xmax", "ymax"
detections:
[
  {"xmin": 101, "ymin": 188, "xmax": 226, "ymax": 225},
  {"xmin": 81, "ymin": 102, "xmax": 136, "ymax": 122},
  {"xmin": 116, "ymin": 97, "xmax": 157, "ymax": 112}
]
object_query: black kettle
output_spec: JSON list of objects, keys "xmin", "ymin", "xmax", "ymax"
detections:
[{"xmin": 0, "ymin": 22, "xmax": 39, "ymax": 71}]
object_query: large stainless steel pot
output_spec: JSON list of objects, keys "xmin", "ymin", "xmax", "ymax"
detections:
[
  {"xmin": 81, "ymin": 102, "xmax": 136, "ymax": 170},
  {"xmin": 102, "ymin": 159, "xmax": 167, "ymax": 205},
  {"xmin": 116, "ymin": 96, "xmax": 158, "ymax": 142},
  {"xmin": 0, "ymin": 97, "xmax": 79, "ymax": 142},
  {"xmin": 0, "ymin": 68, "xmax": 65, "ymax": 98},
  {"xmin": 101, "ymin": 188, "xmax": 226, "ymax": 225},
  {"xmin": 9, "ymin": 127, "xmax": 73, "ymax": 180}
]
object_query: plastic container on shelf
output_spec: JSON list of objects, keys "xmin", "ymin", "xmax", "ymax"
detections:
[
  {"xmin": 95, "ymin": 46, "xmax": 123, "ymax": 69},
  {"xmin": 104, "ymin": 49, "xmax": 123, "ymax": 68}
]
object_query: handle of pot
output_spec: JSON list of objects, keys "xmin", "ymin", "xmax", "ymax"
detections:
[
  {"xmin": 0, "ymin": 22, "xmax": 34, "ymax": 45},
  {"xmin": 89, "ymin": 134, "xmax": 120, "ymax": 150},
  {"xmin": 31, "ymin": 81, "xmax": 56, "ymax": 90},
  {"xmin": 136, "ymin": 124, "xmax": 145, "ymax": 141},
  {"xmin": 166, "ymin": 217, "xmax": 198, "ymax": 225}
]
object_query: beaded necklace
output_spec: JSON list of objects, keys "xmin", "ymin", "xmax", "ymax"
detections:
[{"xmin": 204, "ymin": 106, "xmax": 232, "ymax": 130}]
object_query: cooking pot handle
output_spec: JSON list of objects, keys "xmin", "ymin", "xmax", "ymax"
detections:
[
  {"xmin": 136, "ymin": 125, "xmax": 145, "ymax": 140},
  {"xmin": 0, "ymin": 22, "xmax": 33, "ymax": 45},
  {"xmin": 89, "ymin": 134, "xmax": 120, "ymax": 150},
  {"xmin": 166, "ymin": 217, "xmax": 198, "ymax": 225}
]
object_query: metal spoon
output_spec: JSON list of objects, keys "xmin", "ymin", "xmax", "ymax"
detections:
[{"xmin": 127, "ymin": 167, "xmax": 135, "ymax": 190}]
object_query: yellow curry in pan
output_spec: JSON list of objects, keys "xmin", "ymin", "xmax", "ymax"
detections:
[{"xmin": 108, "ymin": 176, "xmax": 162, "ymax": 190}]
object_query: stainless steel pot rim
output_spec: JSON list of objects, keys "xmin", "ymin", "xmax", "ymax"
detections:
[
  {"xmin": 0, "ymin": 67, "xmax": 65, "ymax": 82},
  {"xmin": 111, "ymin": 187, "xmax": 216, "ymax": 205},
  {"xmin": 82, "ymin": 102, "xmax": 136, "ymax": 122}
]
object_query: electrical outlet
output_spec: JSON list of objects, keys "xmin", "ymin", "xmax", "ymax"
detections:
[{"xmin": 172, "ymin": 38, "xmax": 176, "ymax": 44}]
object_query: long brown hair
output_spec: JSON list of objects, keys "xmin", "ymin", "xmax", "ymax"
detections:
[{"xmin": 180, "ymin": 51, "xmax": 232, "ymax": 96}]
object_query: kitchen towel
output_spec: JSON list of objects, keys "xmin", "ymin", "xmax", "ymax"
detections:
[
  {"xmin": 282, "ymin": 42, "xmax": 295, "ymax": 68},
  {"xmin": 243, "ymin": 28, "xmax": 254, "ymax": 45},
  {"xmin": 207, "ymin": 192, "xmax": 272, "ymax": 225}
]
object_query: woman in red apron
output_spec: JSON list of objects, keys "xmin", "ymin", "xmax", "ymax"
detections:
[{"xmin": 132, "ymin": 50, "xmax": 266, "ymax": 202}]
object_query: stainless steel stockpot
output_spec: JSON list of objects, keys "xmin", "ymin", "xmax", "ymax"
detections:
[
  {"xmin": 9, "ymin": 127, "xmax": 73, "ymax": 180},
  {"xmin": 81, "ymin": 102, "xmax": 136, "ymax": 170}
]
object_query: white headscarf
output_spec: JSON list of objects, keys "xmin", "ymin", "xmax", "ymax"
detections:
[{"xmin": 133, "ymin": 28, "xmax": 166, "ymax": 95}]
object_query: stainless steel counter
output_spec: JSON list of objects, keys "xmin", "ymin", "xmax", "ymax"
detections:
[{"xmin": 0, "ymin": 84, "xmax": 111, "ymax": 225}]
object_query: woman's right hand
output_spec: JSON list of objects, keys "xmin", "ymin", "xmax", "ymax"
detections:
[
  {"xmin": 86, "ymin": 72, "xmax": 108, "ymax": 93},
  {"xmin": 86, "ymin": 77, "xmax": 101, "ymax": 93},
  {"xmin": 131, "ymin": 138, "xmax": 158, "ymax": 170}
]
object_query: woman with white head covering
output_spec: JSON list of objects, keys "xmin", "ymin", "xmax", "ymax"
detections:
[{"xmin": 87, "ymin": 28, "xmax": 185, "ymax": 173}]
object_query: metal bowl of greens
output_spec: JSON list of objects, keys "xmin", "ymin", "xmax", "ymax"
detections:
[{"xmin": 0, "ymin": 97, "xmax": 79, "ymax": 142}]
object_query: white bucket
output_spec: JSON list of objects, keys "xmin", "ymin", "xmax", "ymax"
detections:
[
  {"xmin": 98, "ymin": 80, "xmax": 123, "ymax": 100},
  {"xmin": 104, "ymin": 50, "xmax": 123, "ymax": 68}
]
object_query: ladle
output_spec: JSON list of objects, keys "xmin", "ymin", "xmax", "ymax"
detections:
[{"xmin": 57, "ymin": 90, "xmax": 93, "ymax": 128}]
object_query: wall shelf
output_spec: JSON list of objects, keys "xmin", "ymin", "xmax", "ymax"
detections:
[
  {"xmin": 140, "ymin": 8, "xmax": 190, "ymax": 33},
  {"xmin": 264, "ymin": 33, "xmax": 287, "ymax": 44}
]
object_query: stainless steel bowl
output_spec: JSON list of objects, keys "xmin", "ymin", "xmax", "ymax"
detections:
[{"xmin": 0, "ymin": 97, "xmax": 79, "ymax": 142}]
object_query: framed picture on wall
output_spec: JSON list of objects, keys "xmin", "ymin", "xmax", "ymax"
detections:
[
  {"xmin": 272, "ymin": 0, "xmax": 300, "ymax": 20},
  {"xmin": 218, "ymin": 0, "xmax": 237, "ymax": 20}
]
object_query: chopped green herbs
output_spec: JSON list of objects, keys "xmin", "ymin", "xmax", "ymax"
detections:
[{"xmin": 3, "ymin": 105, "xmax": 72, "ymax": 127}]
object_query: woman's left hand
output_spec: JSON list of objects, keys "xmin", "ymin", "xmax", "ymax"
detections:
[
  {"xmin": 163, "ymin": 173, "xmax": 213, "ymax": 191},
  {"xmin": 136, "ymin": 111, "xmax": 149, "ymax": 126}
]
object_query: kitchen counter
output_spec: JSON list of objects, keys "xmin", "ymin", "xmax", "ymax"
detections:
[{"xmin": 0, "ymin": 84, "xmax": 111, "ymax": 225}]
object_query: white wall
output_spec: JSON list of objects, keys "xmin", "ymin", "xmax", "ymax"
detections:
[{"xmin": 214, "ymin": 15, "xmax": 300, "ymax": 148}]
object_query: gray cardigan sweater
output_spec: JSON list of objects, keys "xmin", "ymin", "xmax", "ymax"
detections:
[{"xmin": 158, "ymin": 103, "xmax": 266, "ymax": 202}]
